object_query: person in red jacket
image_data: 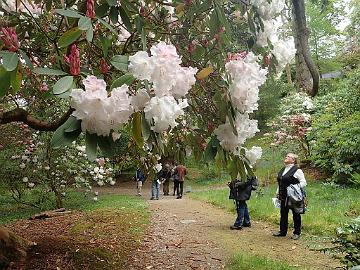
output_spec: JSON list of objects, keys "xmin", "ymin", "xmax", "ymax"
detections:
[{"xmin": 174, "ymin": 164, "xmax": 187, "ymax": 199}]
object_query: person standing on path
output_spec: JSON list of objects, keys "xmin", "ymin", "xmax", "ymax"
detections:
[
  {"xmin": 135, "ymin": 168, "xmax": 145, "ymax": 196},
  {"xmin": 273, "ymin": 153, "xmax": 307, "ymax": 240},
  {"xmin": 228, "ymin": 176, "xmax": 258, "ymax": 230},
  {"xmin": 174, "ymin": 164, "xmax": 187, "ymax": 199},
  {"xmin": 159, "ymin": 163, "xmax": 172, "ymax": 196}
]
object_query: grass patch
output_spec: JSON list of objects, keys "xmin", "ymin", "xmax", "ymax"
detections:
[
  {"xmin": 226, "ymin": 252, "xmax": 302, "ymax": 270},
  {"xmin": 0, "ymin": 189, "xmax": 148, "ymax": 224},
  {"xmin": 191, "ymin": 182, "xmax": 360, "ymax": 236}
]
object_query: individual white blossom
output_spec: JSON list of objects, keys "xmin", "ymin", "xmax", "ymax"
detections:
[
  {"xmin": 20, "ymin": 163, "xmax": 26, "ymax": 169},
  {"xmin": 28, "ymin": 182, "xmax": 35, "ymax": 188},
  {"xmin": 144, "ymin": 96, "xmax": 188, "ymax": 132},
  {"xmin": 22, "ymin": 177, "xmax": 29, "ymax": 183},
  {"xmin": 131, "ymin": 88, "xmax": 151, "ymax": 111},
  {"xmin": 245, "ymin": 146, "xmax": 263, "ymax": 166},
  {"xmin": 272, "ymin": 38, "xmax": 296, "ymax": 72},
  {"xmin": 128, "ymin": 51, "xmax": 153, "ymax": 80}
]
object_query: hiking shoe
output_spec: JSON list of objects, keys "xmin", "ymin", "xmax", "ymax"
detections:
[
  {"xmin": 176, "ymin": 196, "xmax": 182, "ymax": 199},
  {"xmin": 272, "ymin": 231, "xmax": 286, "ymax": 237},
  {"xmin": 230, "ymin": 225, "xmax": 242, "ymax": 230},
  {"xmin": 150, "ymin": 197, "xmax": 155, "ymax": 200},
  {"xmin": 242, "ymin": 223, "xmax": 251, "ymax": 227},
  {"xmin": 291, "ymin": 234, "xmax": 300, "ymax": 240}
]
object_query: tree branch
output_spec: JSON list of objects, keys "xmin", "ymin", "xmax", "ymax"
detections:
[{"xmin": 0, "ymin": 108, "xmax": 74, "ymax": 131}]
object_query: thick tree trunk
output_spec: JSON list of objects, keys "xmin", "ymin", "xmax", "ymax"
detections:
[
  {"xmin": 292, "ymin": 0, "xmax": 320, "ymax": 97},
  {"xmin": 0, "ymin": 226, "xmax": 33, "ymax": 269}
]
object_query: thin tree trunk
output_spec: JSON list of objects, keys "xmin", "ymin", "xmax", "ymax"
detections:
[{"xmin": 292, "ymin": 0, "xmax": 320, "ymax": 97}]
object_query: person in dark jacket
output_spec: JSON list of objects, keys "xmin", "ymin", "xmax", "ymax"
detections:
[
  {"xmin": 159, "ymin": 163, "xmax": 172, "ymax": 196},
  {"xmin": 228, "ymin": 176, "xmax": 258, "ymax": 230},
  {"xmin": 273, "ymin": 153, "xmax": 307, "ymax": 240}
]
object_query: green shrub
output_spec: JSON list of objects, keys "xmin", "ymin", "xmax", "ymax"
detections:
[
  {"xmin": 255, "ymin": 79, "xmax": 293, "ymax": 131},
  {"xmin": 309, "ymin": 69, "xmax": 360, "ymax": 183},
  {"xmin": 324, "ymin": 217, "xmax": 360, "ymax": 268}
]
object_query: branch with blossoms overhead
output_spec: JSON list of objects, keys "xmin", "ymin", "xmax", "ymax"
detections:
[{"xmin": 0, "ymin": 0, "xmax": 297, "ymax": 180}]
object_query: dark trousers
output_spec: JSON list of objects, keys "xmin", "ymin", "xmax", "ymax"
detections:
[
  {"xmin": 163, "ymin": 180, "xmax": 169, "ymax": 195},
  {"xmin": 173, "ymin": 180, "xmax": 179, "ymax": 195},
  {"xmin": 177, "ymin": 181, "xmax": 184, "ymax": 197},
  {"xmin": 234, "ymin": 200, "xmax": 250, "ymax": 227},
  {"xmin": 280, "ymin": 200, "xmax": 301, "ymax": 235}
]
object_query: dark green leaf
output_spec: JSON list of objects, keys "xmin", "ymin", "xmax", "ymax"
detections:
[
  {"xmin": 64, "ymin": 117, "xmax": 81, "ymax": 133},
  {"xmin": 98, "ymin": 18, "xmax": 117, "ymax": 34},
  {"xmin": 119, "ymin": 6, "xmax": 132, "ymax": 32},
  {"xmin": 86, "ymin": 132, "xmax": 98, "ymax": 161},
  {"xmin": 141, "ymin": 28, "xmax": 146, "ymax": 50},
  {"xmin": 141, "ymin": 112, "xmax": 151, "ymax": 141},
  {"xmin": 135, "ymin": 16, "xmax": 144, "ymax": 33},
  {"xmin": 98, "ymin": 135, "xmax": 114, "ymax": 157},
  {"xmin": 10, "ymin": 65, "xmax": 22, "ymax": 95},
  {"xmin": 96, "ymin": 4, "xmax": 109, "ymax": 17},
  {"xmin": 132, "ymin": 112, "xmax": 144, "ymax": 147},
  {"xmin": 0, "ymin": 66, "xmax": 11, "ymax": 97},
  {"xmin": 51, "ymin": 116, "xmax": 81, "ymax": 148},
  {"xmin": 1, "ymin": 51, "xmax": 19, "ymax": 71},
  {"xmin": 203, "ymin": 136, "xmax": 220, "ymax": 163},
  {"xmin": 111, "ymin": 73, "xmax": 135, "ymax": 89},
  {"xmin": 109, "ymin": 6, "xmax": 119, "ymax": 24},
  {"xmin": 58, "ymin": 27, "xmax": 83, "ymax": 48},
  {"xmin": 19, "ymin": 50, "xmax": 33, "ymax": 69},
  {"xmin": 55, "ymin": 9, "xmax": 82, "ymax": 18},
  {"xmin": 33, "ymin": 67, "xmax": 67, "ymax": 76},
  {"xmin": 53, "ymin": 76, "xmax": 74, "ymax": 94},
  {"xmin": 106, "ymin": 0, "xmax": 117, "ymax": 6}
]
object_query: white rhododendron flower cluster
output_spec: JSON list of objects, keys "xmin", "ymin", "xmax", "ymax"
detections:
[
  {"xmin": 272, "ymin": 39, "xmax": 297, "ymax": 72},
  {"xmin": 71, "ymin": 76, "xmax": 133, "ymax": 137},
  {"xmin": 253, "ymin": 0, "xmax": 285, "ymax": 20},
  {"xmin": 245, "ymin": 146, "xmax": 263, "ymax": 166},
  {"xmin": 253, "ymin": 0, "xmax": 296, "ymax": 71},
  {"xmin": 225, "ymin": 52, "xmax": 268, "ymax": 114},
  {"xmin": 129, "ymin": 41, "xmax": 197, "ymax": 97},
  {"xmin": 214, "ymin": 113, "xmax": 259, "ymax": 152},
  {"xmin": 129, "ymin": 41, "xmax": 197, "ymax": 132},
  {"xmin": 72, "ymin": 42, "xmax": 198, "ymax": 135}
]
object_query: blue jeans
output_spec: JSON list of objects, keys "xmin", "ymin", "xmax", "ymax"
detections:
[
  {"xmin": 151, "ymin": 181, "xmax": 160, "ymax": 199},
  {"xmin": 234, "ymin": 200, "xmax": 250, "ymax": 227}
]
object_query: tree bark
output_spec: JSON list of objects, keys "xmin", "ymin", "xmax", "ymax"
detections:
[
  {"xmin": 292, "ymin": 0, "xmax": 320, "ymax": 97},
  {"xmin": 0, "ymin": 107, "xmax": 74, "ymax": 131},
  {"xmin": 0, "ymin": 226, "xmax": 34, "ymax": 269}
]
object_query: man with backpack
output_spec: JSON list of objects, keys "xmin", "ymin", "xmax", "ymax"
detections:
[{"xmin": 228, "ymin": 176, "xmax": 258, "ymax": 230}]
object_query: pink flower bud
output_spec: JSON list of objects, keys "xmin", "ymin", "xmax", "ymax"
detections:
[
  {"xmin": 100, "ymin": 58, "xmax": 109, "ymax": 74},
  {"xmin": 0, "ymin": 27, "xmax": 19, "ymax": 52},
  {"xmin": 64, "ymin": 44, "xmax": 80, "ymax": 76},
  {"xmin": 86, "ymin": 0, "xmax": 96, "ymax": 19}
]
